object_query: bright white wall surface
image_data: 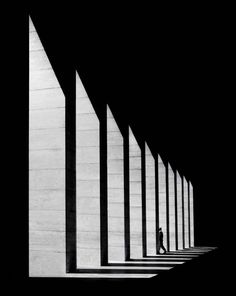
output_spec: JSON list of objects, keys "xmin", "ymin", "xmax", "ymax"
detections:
[
  {"xmin": 107, "ymin": 106, "xmax": 125, "ymax": 262},
  {"xmin": 129, "ymin": 128, "xmax": 142, "ymax": 259},
  {"xmin": 168, "ymin": 164, "xmax": 176, "ymax": 251},
  {"xmin": 158, "ymin": 155, "xmax": 167, "ymax": 251},
  {"xmin": 76, "ymin": 72, "xmax": 100, "ymax": 267},
  {"xmin": 183, "ymin": 177, "xmax": 189, "ymax": 248},
  {"xmin": 176, "ymin": 172, "xmax": 183, "ymax": 249},
  {"xmin": 189, "ymin": 182, "xmax": 194, "ymax": 247},
  {"xmin": 29, "ymin": 17, "xmax": 66, "ymax": 276},
  {"xmin": 145, "ymin": 144, "xmax": 156, "ymax": 255}
]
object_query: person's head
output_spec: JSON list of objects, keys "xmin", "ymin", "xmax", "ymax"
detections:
[{"xmin": 159, "ymin": 227, "xmax": 162, "ymax": 231}]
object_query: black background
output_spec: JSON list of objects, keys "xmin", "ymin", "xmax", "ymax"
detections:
[{"xmin": 3, "ymin": 2, "xmax": 233, "ymax": 294}]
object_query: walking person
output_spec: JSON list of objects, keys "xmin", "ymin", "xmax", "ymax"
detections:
[{"xmin": 158, "ymin": 227, "xmax": 167, "ymax": 254}]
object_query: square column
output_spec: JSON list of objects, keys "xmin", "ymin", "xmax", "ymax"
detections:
[
  {"xmin": 183, "ymin": 177, "xmax": 189, "ymax": 248},
  {"xmin": 76, "ymin": 72, "xmax": 100, "ymax": 268},
  {"xmin": 158, "ymin": 155, "xmax": 168, "ymax": 252},
  {"xmin": 29, "ymin": 17, "xmax": 66, "ymax": 276},
  {"xmin": 129, "ymin": 128, "xmax": 142, "ymax": 259},
  {"xmin": 168, "ymin": 164, "xmax": 176, "ymax": 251},
  {"xmin": 145, "ymin": 144, "xmax": 156, "ymax": 255},
  {"xmin": 176, "ymin": 172, "xmax": 183, "ymax": 249},
  {"xmin": 107, "ymin": 106, "xmax": 125, "ymax": 262},
  {"xmin": 189, "ymin": 182, "xmax": 194, "ymax": 247}
]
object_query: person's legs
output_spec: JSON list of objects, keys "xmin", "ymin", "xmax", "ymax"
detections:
[
  {"xmin": 162, "ymin": 244, "xmax": 166, "ymax": 254},
  {"xmin": 160, "ymin": 242, "xmax": 166, "ymax": 254}
]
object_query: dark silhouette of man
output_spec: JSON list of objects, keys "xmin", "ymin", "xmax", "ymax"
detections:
[{"xmin": 158, "ymin": 227, "xmax": 167, "ymax": 254}]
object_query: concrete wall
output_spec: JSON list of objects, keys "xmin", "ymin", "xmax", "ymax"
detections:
[
  {"xmin": 107, "ymin": 106, "xmax": 125, "ymax": 262},
  {"xmin": 145, "ymin": 144, "xmax": 156, "ymax": 255},
  {"xmin": 158, "ymin": 155, "xmax": 167, "ymax": 250},
  {"xmin": 129, "ymin": 128, "xmax": 142, "ymax": 259},
  {"xmin": 29, "ymin": 17, "xmax": 196, "ymax": 277},
  {"xmin": 76, "ymin": 72, "xmax": 100, "ymax": 267},
  {"xmin": 168, "ymin": 164, "xmax": 176, "ymax": 251},
  {"xmin": 183, "ymin": 177, "xmax": 189, "ymax": 248},
  {"xmin": 176, "ymin": 172, "xmax": 183, "ymax": 249},
  {"xmin": 189, "ymin": 182, "xmax": 194, "ymax": 247},
  {"xmin": 29, "ymin": 17, "xmax": 66, "ymax": 276}
]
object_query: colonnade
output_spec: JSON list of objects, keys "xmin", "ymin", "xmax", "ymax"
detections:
[{"xmin": 29, "ymin": 17, "xmax": 194, "ymax": 277}]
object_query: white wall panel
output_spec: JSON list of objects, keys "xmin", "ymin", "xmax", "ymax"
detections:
[
  {"xmin": 183, "ymin": 177, "xmax": 190, "ymax": 248},
  {"xmin": 145, "ymin": 144, "xmax": 156, "ymax": 255},
  {"xmin": 76, "ymin": 72, "xmax": 100, "ymax": 268},
  {"xmin": 189, "ymin": 182, "xmax": 194, "ymax": 247},
  {"xmin": 129, "ymin": 128, "xmax": 142, "ymax": 259},
  {"xmin": 168, "ymin": 164, "xmax": 176, "ymax": 251},
  {"xmin": 158, "ymin": 155, "xmax": 167, "ymax": 251},
  {"xmin": 176, "ymin": 172, "xmax": 183, "ymax": 249},
  {"xmin": 107, "ymin": 106, "xmax": 125, "ymax": 262},
  {"xmin": 29, "ymin": 17, "xmax": 66, "ymax": 277}
]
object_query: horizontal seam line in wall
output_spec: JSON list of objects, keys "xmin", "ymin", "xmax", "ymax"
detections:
[
  {"xmin": 30, "ymin": 67, "xmax": 52, "ymax": 72},
  {"xmin": 29, "ymin": 188, "xmax": 65, "ymax": 190},
  {"xmin": 75, "ymin": 230, "xmax": 100, "ymax": 233},
  {"xmin": 29, "ymin": 209, "xmax": 65, "ymax": 212},
  {"xmin": 29, "ymin": 148, "xmax": 63, "ymax": 151},
  {"xmin": 30, "ymin": 107, "xmax": 65, "ymax": 111},
  {"xmin": 30, "ymin": 87, "xmax": 61, "ymax": 92},
  {"xmin": 76, "ymin": 196, "xmax": 100, "ymax": 199},
  {"xmin": 107, "ymin": 201, "xmax": 124, "ymax": 204},
  {"xmin": 76, "ymin": 247, "xmax": 100, "ymax": 250},
  {"xmin": 29, "ymin": 48, "xmax": 44, "ymax": 52},
  {"xmin": 76, "ymin": 112, "xmax": 97, "ymax": 116},
  {"xmin": 75, "ymin": 196, "xmax": 99, "ymax": 199},
  {"xmin": 107, "ymin": 188, "xmax": 123, "ymax": 190},
  {"xmin": 107, "ymin": 217, "xmax": 125, "ymax": 219},
  {"xmin": 107, "ymin": 144, "xmax": 123, "ymax": 147},
  {"xmin": 30, "ymin": 68, "xmax": 55, "ymax": 72},
  {"xmin": 77, "ymin": 179, "xmax": 99, "ymax": 182},
  {"xmin": 107, "ymin": 244, "xmax": 125, "ymax": 247},
  {"xmin": 30, "ymin": 87, "xmax": 61, "ymax": 91},
  {"xmin": 76, "ymin": 213, "xmax": 100, "ymax": 216},
  {"xmin": 29, "ymin": 250, "xmax": 65, "ymax": 253},
  {"xmin": 76, "ymin": 180, "xmax": 99, "ymax": 182},
  {"xmin": 29, "ymin": 168, "xmax": 65, "ymax": 171},
  {"xmin": 76, "ymin": 230, "xmax": 100, "ymax": 233},
  {"xmin": 128, "ymin": 194, "xmax": 141, "ymax": 196},
  {"xmin": 29, "ymin": 189, "xmax": 64, "ymax": 191},
  {"xmin": 76, "ymin": 162, "xmax": 99, "ymax": 164},
  {"xmin": 76, "ymin": 146, "xmax": 99, "ymax": 148},
  {"xmin": 30, "ymin": 127, "xmax": 65, "ymax": 131},
  {"xmin": 29, "ymin": 229, "xmax": 64, "ymax": 232},
  {"xmin": 77, "ymin": 129, "xmax": 99, "ymax": 132},
  {"xmin": 108, "ymin": 159, "xmax": 123, "ymax": 161},
  {"xmin": 108, "ymin": 173, "xmax": 123, "ymax": 175}
]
